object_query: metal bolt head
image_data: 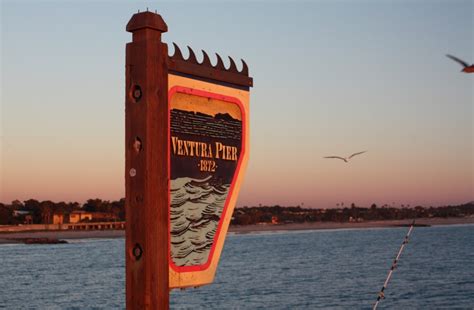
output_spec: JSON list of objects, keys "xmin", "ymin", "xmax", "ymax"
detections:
[
  {"xmin": 133, "ymin": 137, "xmax": 142, "ymax": 153},
  {"xmin": 129, "ymin": 168, "xmax": 136, "ymax": 177},
  {"xmin": 132, "ymin": 243, "xmax": 143, "ymax": 260},
  {"xmin": 132, "ymin": 85, "xmax": 142, "ymax": 101},
  {"xmin": 133, "ymin": 89, "xmax": 141, "ymax": 99}
]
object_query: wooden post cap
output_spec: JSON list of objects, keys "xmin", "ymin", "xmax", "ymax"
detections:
[{"xmin": 126, "ymin": 11, "xmax": 168, "ymax": 33}]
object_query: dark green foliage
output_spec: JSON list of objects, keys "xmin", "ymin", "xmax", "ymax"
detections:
[
  {"xmin": 0, "ymin": 204, "xmax": 14, "ymax": 225},
  {"xmin": 1, "ymin": 199, "xmax": 472, "ymax": 226},
  {"xmin": 230, "ymin": 202, "xmax": 474, "ymax": 225}
]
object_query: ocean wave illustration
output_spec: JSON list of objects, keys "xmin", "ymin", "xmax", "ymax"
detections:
[{"xmin": 170, "ymin": 176, "xmax": 230, "ymax": 266}]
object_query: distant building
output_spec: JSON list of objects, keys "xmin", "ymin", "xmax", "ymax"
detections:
[
  {"xmin": 69, "ymin": 211, "xmax": 93, "ymax": 223},
  {"xmin": 11, "ymin": 210, "xmax": 33, "ymax": 225},
  {"xmin": 52, "ymin": 213, "xmax": 64, "ymax": 225},
  {"xmin": 271, "ymin": 216, "xmax": 279, "ymax": 224},
  {"xmin": 24, "ymin": 215, "xmax": 33, "ymax": 225},
  {"xmin": 13, "ymin": 210, "xmax": 31, "ymax": 217},
  {"xmin": 56, "ymin": 211, "xmax": 119, "ymax": 224},
  {"xmin": 90, "ymin": 212, "xmax": 119, "ymax": 222}
]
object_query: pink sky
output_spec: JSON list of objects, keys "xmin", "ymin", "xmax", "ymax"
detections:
[{"xmin": 1, "ymin": 2, "xmax": 472, "ymax": 208}]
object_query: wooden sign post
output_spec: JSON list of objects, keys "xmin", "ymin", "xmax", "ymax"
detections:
[
  {"xmin": 125, "ymin": 12, "xmax": 169, "ymax": 310},
  {"xmin": 125, "ymin": 10, "xmax": 252, "ymax": 309}
]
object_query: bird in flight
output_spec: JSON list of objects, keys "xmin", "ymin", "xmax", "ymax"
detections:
[
  {"xmin": 324, "ymin": 151, "xmax": 367, "ymax": 163},
  {"xmin": 446, "ymin": 54, "xmax": 474, "ymax": 73}
]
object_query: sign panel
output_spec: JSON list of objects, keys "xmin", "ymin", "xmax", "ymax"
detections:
[{"xmin": 168, "ymin": 75, "xmax": 249, "ymax": 288}]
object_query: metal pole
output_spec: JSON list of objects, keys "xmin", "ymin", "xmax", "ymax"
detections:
[
  {"xmin": 373, "ymin": 220, "xmax": 415, "ymax": 309},
  {"xmin": 125, "ymin": 11, "xmax": 169, "ymax": 309}
]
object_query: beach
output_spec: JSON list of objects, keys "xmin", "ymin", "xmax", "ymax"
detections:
[
  {"xmin": 229, "ymin": 217, "xmax": 474, "ymax": 234},
  {"xmin": 0, "ymin": 217, "xmax": 472, "ymax": 244}
]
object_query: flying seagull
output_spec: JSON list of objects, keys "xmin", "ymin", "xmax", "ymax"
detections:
[
  {"xmin": 324, "ymin": 151, "xmax": 367, "ymax": 163},
  {"xmin": 446, "ymin": 54, "xmax": 474, "ymax": 73}
]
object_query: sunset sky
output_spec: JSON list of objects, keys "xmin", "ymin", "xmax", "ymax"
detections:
[{"xmin": 1, "ymin": 0, "xmax": 472, "ymax": 208}]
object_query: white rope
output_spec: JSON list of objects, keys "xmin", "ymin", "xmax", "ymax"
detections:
[{"xmin": 373, "ymin": 220, "xmax": 415, "ymax": 309}]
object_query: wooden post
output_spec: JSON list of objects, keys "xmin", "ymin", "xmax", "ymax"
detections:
[{"xmin": 125, "ymin": 11, "xmax": 169, "ymax": 309}]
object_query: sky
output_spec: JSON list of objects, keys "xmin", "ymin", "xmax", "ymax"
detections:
[{"xmin": 1, "ymin": 0, "xmax": 472, "ymax": 208}]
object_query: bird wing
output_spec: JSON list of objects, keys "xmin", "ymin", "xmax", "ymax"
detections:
[
  {"xmin": 446, "ymin": 54, "xmax": 469, "ymax": 68},
  {"xmin": 324, "ymin": 156, "xmax": 347, "ymax": 162},
  {"xmin": 348, "ymin": 151, "xmax": 367, "ymax": 159}
]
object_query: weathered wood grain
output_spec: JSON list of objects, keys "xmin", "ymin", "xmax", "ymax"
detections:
[{"xmin": 125, "ymin": 11, "xmax": 169, "ymax": 310}]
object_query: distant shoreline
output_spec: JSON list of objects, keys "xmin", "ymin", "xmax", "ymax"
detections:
[
  {"xmin": 0, "ymin": 217, "xmax": 472, "ymax": 244},
  {"xmin": 229, "ymin": 217, "xmax": 474, "ymax": 234}
]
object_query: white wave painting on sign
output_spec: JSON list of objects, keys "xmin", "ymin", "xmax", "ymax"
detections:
[{"xmin": 170, "ymin": 176, "xmax": 230, "ymax": 266}]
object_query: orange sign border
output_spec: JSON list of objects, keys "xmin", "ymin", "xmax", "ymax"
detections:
[{"xmin": 167, "ymin": 86, "xmax": 246, "ymax": 273}]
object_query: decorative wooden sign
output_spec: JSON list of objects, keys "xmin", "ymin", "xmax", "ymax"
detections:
[
  {"xmin": 168, "ymin": 47, "xmax": 251, "ymax": 288},
  {"xmin": 125, "ymin": 10, "xmax": 252, "ymax": 309},
  {"xmin": 168, "ymin": 81, "xmax": 248, "ymax": 288}
]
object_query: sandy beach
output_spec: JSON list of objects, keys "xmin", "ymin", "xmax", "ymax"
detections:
[
  {"xmin": 0, "ymin": 230, "xmax": 125, "ymax": 244},
  {"xmin": 0, "ymin": 217, "xmax": 472, "ymax": 244},
  {"xmin": 229, "ymin": 217, "xmax": 474, "ymax": 234}
]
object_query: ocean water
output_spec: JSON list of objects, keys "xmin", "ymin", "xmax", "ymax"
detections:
[{"xmin": 0, "ymin": 225, "xmax": 473, "ymax": 309}]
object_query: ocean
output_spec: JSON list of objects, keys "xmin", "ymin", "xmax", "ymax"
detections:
[{"xmin": 0, "ymin": 224, "xmax": 473, "ymax": 309}]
